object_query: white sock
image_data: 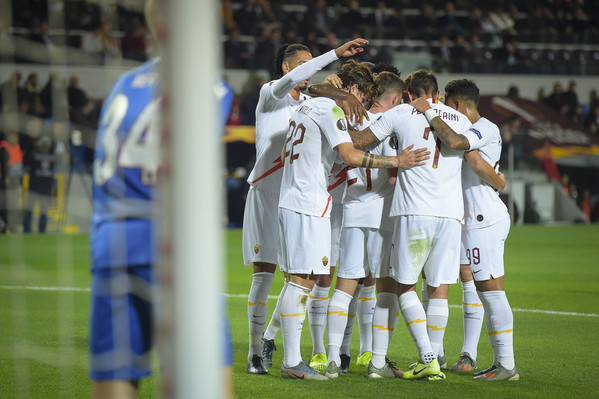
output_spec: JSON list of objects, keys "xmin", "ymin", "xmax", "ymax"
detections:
[
  {"xmin": 263, "ymin": 281, "xmax": 287, "ymax": 341},
  {"xmin": 461, "ymin": 280, "xmax": 484, "ymax": 359},
  {"xmin": 341, "ymin": 285, "xmax": 359, "ymax": 356},
  {"xmin": 421, "ymin": 278, "xmax": 429, "ymax": 312},
  {"xmin": 426, "ymin": 298, "xmax": 448, "ymax": 359},
  {"xmin": 327, "ymin": 289, "xmax": 353, "ymax": 365},
  {"xmin": 478, "ymin": 291, "xmax": 498, "ymax": 365},
  {"xmin": 357, "ymin": 284, "xmax": 376, "ymax": 355},
  {"xmin": 399, "ymin": 291, "xmax": 434, "ymax": 364},
  {"xmin": 478, "ymin": 290, "xmax": 515, "ymax": 370},
  {"xmin": 371, "ymin": 292, "xmax": 399, "ymax": 368},
  {"xmin": 307, "ymin": 284, "xmax": 330, "ymax": 356},
  {"xmin": 280, "ymin": 282, "xmax": 310, "ymax": 367},
  {"xmin": 247, "ymin": 272, "xmax": 274, "ymax": 360}
]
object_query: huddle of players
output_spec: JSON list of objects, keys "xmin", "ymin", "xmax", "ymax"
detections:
[{"xmin": 243, "ymin": 39, "xmax": 517, "ymax": 382}]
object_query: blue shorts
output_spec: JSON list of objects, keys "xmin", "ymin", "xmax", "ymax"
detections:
[{"xmin": 89, "ymin": 264, "xmax": 156, "ymax": 381}]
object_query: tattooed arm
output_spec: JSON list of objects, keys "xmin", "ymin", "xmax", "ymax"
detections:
[
  {"xmin": 410, "ymin": 97, "xmax": 471, "ymax": 150},
  {"xmin": 336, "ymin": 142, "xmax": 429, "ymax": 169},
  {"xmin": 348, "ymin": 126, "xmax": 381, "ymax": 151}
]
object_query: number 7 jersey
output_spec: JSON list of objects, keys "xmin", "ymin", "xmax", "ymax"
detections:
[{"xmin": 369, "ymin": 100, "xmax": 475, "ymax": 221}]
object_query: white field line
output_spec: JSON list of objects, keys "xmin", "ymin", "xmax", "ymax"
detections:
[{"xmin": 2, "ymin": 286, "xmax": 598, "ymax": 318}]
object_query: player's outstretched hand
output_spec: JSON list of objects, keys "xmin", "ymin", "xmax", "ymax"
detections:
[
  {"xmin": 410, "ymin": 96, "xmax": 432, "ymax": 113},
  {"xmin": 340, "ymin": 93, "xmax": 369, "ymax": 125},
  {"xmin": 323, "ymin": 73, "xmax": 342, "ymax": 89},
  {"xmin": 397, "ymin": 144, "xmax": 430, "ymax": 169},
  {"xmin": 335, "ymin": 38, "xmax": 369, "ymax": 58}
]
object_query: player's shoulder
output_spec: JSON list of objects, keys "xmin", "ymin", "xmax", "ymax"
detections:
[{"xmin": 471, "ymin": 117, "xmax": 500, "ymax": 137}]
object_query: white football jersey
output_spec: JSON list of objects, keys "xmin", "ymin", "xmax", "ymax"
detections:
[
  {"xmin": 247, "ymin": 50, "xmax": 338, "ymax": 193},
  {"xmin": 279, "ymin": 97, "xmax": 353, "ymax": 217},
  {"xmin": 343, "ymin": 111, "xmax": 396, "ymax": 231},
  {"xmin": 462, "ymin": 117, "xmax": 509, "ymax": 228},
  {"xmin": 369, "ymin": 99, "xmax": 478, "ymax": 221}
]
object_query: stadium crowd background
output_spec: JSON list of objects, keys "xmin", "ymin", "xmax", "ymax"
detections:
[{"xmin": 1, "ymin": 0, "xmax": 599, "ymax": 234}]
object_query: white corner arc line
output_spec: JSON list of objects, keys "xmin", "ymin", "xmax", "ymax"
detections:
[{"xmin": 1, "ymin": 286, "xmax": 597, "ymax": 318}]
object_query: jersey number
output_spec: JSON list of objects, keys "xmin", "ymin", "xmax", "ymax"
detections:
[
  {"xmin": 284, "ymin": 120, "xmax": 306, "ymax": 164},
  {"xmin": 423, "ymin": 127, "xmax": 441, "ymax": 169},
  {"xmin": 94, "ymin": 94, "xmax": 161, "ymax": 186},
  {"xmin": 347, "ymin": 166, "xmax": 373, "ymax": 191},
  {"xmin": 466, "ymin": 247, "xmax": 480, "ymax": 265}
]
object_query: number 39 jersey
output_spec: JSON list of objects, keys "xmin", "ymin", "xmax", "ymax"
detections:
[
  {"xmin": 91, "ymin": 59, "xmax": 161, "ymax": 271},
  {"xmin": 279, "ymin": 97, "xmax": 353, "ymax": 218},
  {"xmin": 369, "ymin": 99, "xmax": 475, "ymax": 221}
]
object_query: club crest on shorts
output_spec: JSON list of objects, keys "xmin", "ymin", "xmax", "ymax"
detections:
[
  {"xmin": 254, "ymin": 244, "xmax": 260, "ymax": 254},
  {"xmin": 322, "ymin": 256, "xmax": 329, "ymax": 266}
]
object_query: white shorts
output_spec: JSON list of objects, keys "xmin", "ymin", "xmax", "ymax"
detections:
[
  {"xmin": 390, "ymin": 215, "xmax": 460, "ymax": 287},
  {"xmin": 330, "ymin": 202, "xmax": 343, "ymax": 267},
  {"xmin": 462, "ymin": 217, "xmax": 510, "ymax": 281},
  {"xmin": 338, "ymin": 227, "xmax": 392, "ymax": 279},
  {"xmin": 278, "ymin": 208, "xmax": 331, "ymax": 275},
  {"xmin": 242, "ymin": 187, "xmax": 280, "ymax": 266}
]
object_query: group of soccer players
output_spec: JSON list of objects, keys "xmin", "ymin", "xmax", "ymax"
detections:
[{"xmin": 243, "ymin": 37, "xmax": 519, "ymax": 382}]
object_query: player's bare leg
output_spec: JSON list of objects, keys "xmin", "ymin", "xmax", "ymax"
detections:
[{"xmin": 91, "ymin": 380, "xmax": 138, "ymax": 399}]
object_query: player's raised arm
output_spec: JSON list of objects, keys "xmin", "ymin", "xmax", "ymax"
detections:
[
  {"xmin": 410, "ymin": 96, "xmax": 471, "ymax": 150},
  {"xmin": 465, "ymin": 149, "xmax": 505, "ymax": 191}
]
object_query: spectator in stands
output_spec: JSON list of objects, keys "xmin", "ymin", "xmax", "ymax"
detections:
[
  {"xmin": 563, "ymin": 80, "xmax": 579, "ymax": 114},
  {"xmin": 0, "ymin": 18, "xmax": 15, "ymax": 62},
  {"xmin": 304, "ymin": 30, "xmax": 321, "ymax": 57},
  {"xmin": 31, "ymin": 20, "xmax": 60, "ymax": 62},
  {"xmin": 67, "ymin": 75, "xmax": 89, "ymax": 110},
  {"xmin": 22, "ymin": 73, "xmax": 43, "ymax": 116},
  {"xmin": 412, "ymin": 4, "xmax": 439, "ymax": 40},
  {"xmin": 308, "ymin": 0, "xmax": 337, "ymax": 36},
  {"xmin": 239, "ymin": 73, "xmax": 264, "ymax": 126},
  {"xmin": 252, "ymin": 27, "xmax": 281, "ymax": 71},
  {"xmin": 368, "ymin": 1, "xmax": 390, "ymax": 39},
  {"xmin": 339, "ymin": 0, "xmax": 366, "ymax": 38},
  {"xmin": 221, "ymin": 0, "xmax": 237, "ymax": 33},
  {"xmin": 224, "ymin": 28, "xmax": 251, "ymax": 69},
  {"xmin": 544, "ymin": 82, "xmax": 565, "ymax": 112},
  {"xmin": 40, "ymin": 73, "xmax": 68, "ymax": 120},
  {"xmin": 433, "ymin": 34, "xmax": 452, "ymax": 73},
  {"xmin": 1, "ymin": 72, "xmax": 24, "ymax": 113},
  {"xmin": 0, "ymin": 131, "xmax": 24, "ymax": 233},
  {"xmin": 121, "ymin": 17, "xmax": 148, "ymax": 62},
  {"xmin": 235, "ymin": 0, "xmax": 260, "ymax": 35},
  {"xmin": 386, "ymin": 8, "xmax": 408, "ymax": 39},
  {"xmin": 438, "ymin": 2, "xmax": 464, "ymax": 38},
  {"xmin": 584, "ymin": 104, "xmax": 599, "ymax": 134},
  {"xmin": 257, "ymin": 0, "xmax": 279, "ymax": 29},
  {"xmin": 23, "ymin": 135, "xmax": 54, "ymax": 233},
  {"xmin": 81, "ymin": 25, "xmax": 105, "ymax": 63},
  {"xmin": 451, "ymin": 34, "xmax": 471, "ymax": 73},
  {"xmin": 489, "ymin": 6, "xmax": 516, "ymax": 36}
]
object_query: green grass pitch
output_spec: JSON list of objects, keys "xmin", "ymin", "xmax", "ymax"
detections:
[{"xmin": 1, "ymin": 224, "xmax": 598, "ymax": 398}]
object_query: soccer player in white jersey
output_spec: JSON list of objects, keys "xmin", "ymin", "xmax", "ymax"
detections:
[
  {"xmin": 348, "ymin": 70, "xmax": 486, "ymax": 380},
  {"xmin": 278, "ymin": 61, "xmax": 428, "ymax": 380},
  {"xmin": 412, "ymin": 79, "xmax": 519, "ymax": 381},
  {"xmin": 243, "ymin": 38, "xmax": 371, "ymax": 374},
  {"xmin": 324, "ymin": 71, "xmax": 415, "ymax": 378}
]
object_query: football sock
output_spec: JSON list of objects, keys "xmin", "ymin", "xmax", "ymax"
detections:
[
  {"xmin": 421, "ymin": 278, "xmax": 429, "ymax": 312},
  {"xmin": 371, "ymin": 292, "xmax": 399, "ymax": 369},
  {"xmin": 247, "ymin": 272, "xmax": 274, "ymax": 360},
  {"xmin": 263, "ymin": 281, "xmax": 287, "ymax": 341},
  {"xmin": 426, "ymin": 298, "xmax": 448, "ymax": 359},
  {"xmin": 461, "ymin": 279, "xmax": 484, "ymax": 359},
  {"xmin": 327, "ymin": 289, "xmax": 353, "ymax": 366},
  {"xmin": 357, "ymin": 284, "xmax": 376, "ymax": 355},
  {"xmin": 307, "ymin": 283, "xmax": 330, "ymax": 356},
  {"xmin": 341, "ymin": 285, "xmax": 359, "ymax": 356},
  {"xmin": 479, "ymin": 290, "xmax": 515, "ymax": 369},
  {"xmin": 399, "ymin": 290, "xmax": 434, "ymax": 364},
  {"xmin": 280, "ymin": 282, "xmax": 310, "ymax": 367}
]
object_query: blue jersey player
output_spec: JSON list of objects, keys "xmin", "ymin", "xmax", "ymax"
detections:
[{"xmin": 88, "ymin": 56, "xmax": 161, "ymax": 399}]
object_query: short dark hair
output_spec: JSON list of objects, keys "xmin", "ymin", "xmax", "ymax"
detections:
[
  {"xmin": 273, "ymin": 43, "xmax": 311, "ymax": 79},
  {"xmin": 444, "ymin": 79, "xmax": 480, "ymax": 105},
  {"xmin": 405, "ymin": 70, "xmax": 437, "ymax": 97},
  {"xmin": 371, "ymin": 63, "xmax": 400, "ymax": 77},
  {"xmin": 375, "ymin": 71, "xmax": 404, "ymax": 98},
  {"xmin": 337, "ymin": 59, "xmax": 382, "ymax": 103}
]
